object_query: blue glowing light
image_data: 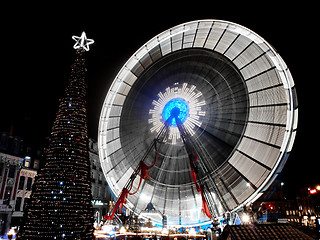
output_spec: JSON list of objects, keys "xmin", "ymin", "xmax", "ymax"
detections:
[{"xmin": 162, "ymin": 98, "xmax": 189, "ymax": 126}]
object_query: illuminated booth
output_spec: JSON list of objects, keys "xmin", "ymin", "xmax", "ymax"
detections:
[{"xmin": 98, "ymin": 20, "xmax": 298, "ymax": 226}]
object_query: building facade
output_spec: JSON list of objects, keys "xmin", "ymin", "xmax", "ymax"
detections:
[
  {"xmin": 89, "ymin": 139, "xmax": 111, "ymax": 227},
  {"xmin": 0, "ymin": 153, "xmax": 39, "ymax": 237},
  {"xmin": 0, "ymin": 152, "xmax": 24, "ymax": 236},
  {"xmin": 0, "ymin": 132, "xmax": 40, "ymax": 237},
  {"xmin": 296, "ymin": 185, "xmax": 320, "ymax": 228}
]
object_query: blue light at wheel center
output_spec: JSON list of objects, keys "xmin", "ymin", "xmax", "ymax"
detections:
[{"xmin": 162, "ymin": 98, "xmax": 189, "ymax": 126}]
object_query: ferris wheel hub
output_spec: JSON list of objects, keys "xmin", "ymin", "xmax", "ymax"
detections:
[{"xmin": 162, "ymin": 98, "xmax": 189, "ymax": 126}]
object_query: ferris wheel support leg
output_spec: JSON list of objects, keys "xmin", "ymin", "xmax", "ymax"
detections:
[
  {"xmin": 201, "ymin": 181, "xmax": 220, "ymax": 218},
  {"xmin": 175, "ymin": 117, "xmax": 230, "ymax": 217},
  {"xmin": 186, "ymin": 131, "xmax": 233, "ymax": 214},
  {"xmin": 127, "ymin": 180, "xmax": 148, "ymax": 222},
  {"xmin": 105, "ymin": 120, "xmax": 172, "ymax": 221},
  {"xmin": 197, "ymin": 157, "xmax": 231, "ymax": 214}
]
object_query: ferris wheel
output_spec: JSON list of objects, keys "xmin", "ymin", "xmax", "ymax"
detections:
[{"xmin": 98, "ymin": 20, "xmax": 298, "ymax": 226}]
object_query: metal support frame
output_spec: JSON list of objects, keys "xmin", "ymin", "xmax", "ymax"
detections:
[{"xmin": 107, "ymin": 118, "xmax": 171, "ymax": 222}]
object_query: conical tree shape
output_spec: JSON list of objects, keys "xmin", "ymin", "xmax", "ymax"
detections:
[{"xmin": 18, "ymin": 49, "xmax": 94, "ymax": 240}]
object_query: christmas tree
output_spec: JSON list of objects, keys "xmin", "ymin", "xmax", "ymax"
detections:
[{"xmin": 18, "ymin": 32, "xmax": 94, "ymax": 240}]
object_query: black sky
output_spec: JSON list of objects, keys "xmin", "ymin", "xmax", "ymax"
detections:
[{"xmin": 0, "ymin": 3, "xmax": 318, "ymax": 197}]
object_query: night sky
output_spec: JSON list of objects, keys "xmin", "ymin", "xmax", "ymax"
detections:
[{"xmin": 0, "ymin": 3, "xmax": 318, "ymax": 198}]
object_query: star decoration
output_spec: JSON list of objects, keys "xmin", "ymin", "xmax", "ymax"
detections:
[{"xmin": 72, "ymin": 31, "xmax": 94, "ymax": 51}]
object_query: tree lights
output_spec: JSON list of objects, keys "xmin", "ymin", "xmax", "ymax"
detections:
[{"xmin": 17, "ymin": 34, "xmax": 94, "ymax": 239}]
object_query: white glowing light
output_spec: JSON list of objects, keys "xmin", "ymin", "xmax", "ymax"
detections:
[
  {"xmin": 148, "ymin": 83, "xmax": 205, "ymax": 144},
  {"xmin": 242, "ymin": 213, "xmax": 250, "ymax": 223},
  {"xmin": 119, "ymin": 226, "xmax": 126, "ymax": 234},
  {"xmin": 7, "ymin": 227, "xmax": 16, "ymax": 237},
  {"xmin": 161, "ymin": 228, "xmax": 168, "ymax": 235},
  {"xmin": 72, "ymin": 31, "xmax": 94, "ymax": 51},
  {"xmin": 101, "ymin": 225, "xmax": 114, "ymax": 234},
  {"xmin": 189, "ymin": 228, "xmax": 196, "ymax": 236}
]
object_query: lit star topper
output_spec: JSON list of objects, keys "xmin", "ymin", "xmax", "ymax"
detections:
[{"xmin": 72, "ymin": 31, "xmax": 94, "ymax": 51}]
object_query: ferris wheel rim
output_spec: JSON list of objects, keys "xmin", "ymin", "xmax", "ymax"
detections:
[{"xmin": 98, "ymin": 19, "xmax": 298, "ymax": 225}]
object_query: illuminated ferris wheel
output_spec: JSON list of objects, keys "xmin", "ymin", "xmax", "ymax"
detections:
[{"xmin": 98, "ymin": 20, "xmax": 298, "ymax": 226}]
